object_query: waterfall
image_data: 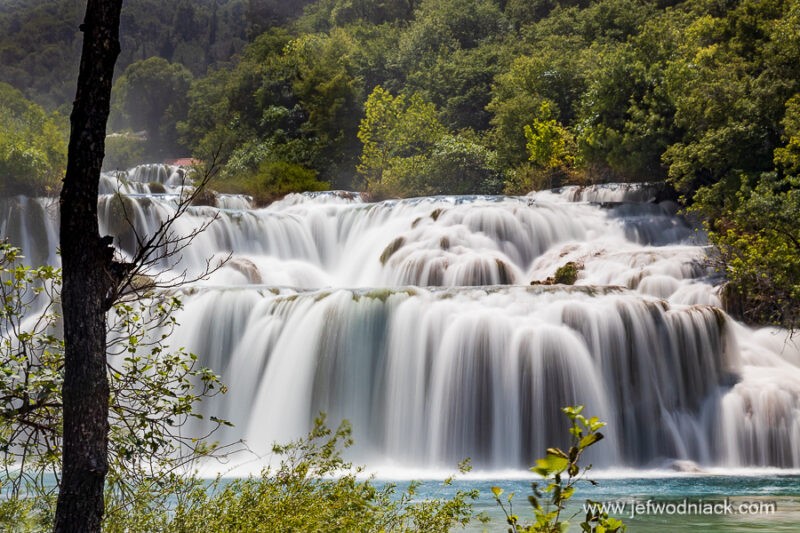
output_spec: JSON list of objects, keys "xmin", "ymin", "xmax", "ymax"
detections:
[
  {"xmin": 3, "ymin": 164, "xmax": 799, "ymax": 471},
  {"xmin": 171, "ymin": 286, "xmax": 743, "ymax": 469}
]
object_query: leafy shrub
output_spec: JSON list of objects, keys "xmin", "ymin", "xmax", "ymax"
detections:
[
  {"xmin": 702, "ymin": 173, "xmax": 800, "ymax": 328},
  {"xmin": 503, "ymin": 163, "xmax": 571, "ymax": 194},
  {"xmin": 0, "ymin": 244, "xmax": 228, "ymax": 530},
  {"xmin": 0, "ymin": 83, "xmax": 66, "ymax": 197},
  {"xmin": 492, "ymin": 406, "xmax": 625, "ymax": 533},
  {"xmin": 216, "ymin": 160, "xmax": 329, "ymax": 205},
  {"xmin": 138, "ymin": 416, "xmax": 481, "ymax": 533}
]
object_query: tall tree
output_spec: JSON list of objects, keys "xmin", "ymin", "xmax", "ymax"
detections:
[
  {"xmin": 55, "ymin": 0, "xmax": 124, "ymax": 531},
  {"xmin": 110, "ymin": 56, "xmax": 194, "ymax": 157}
]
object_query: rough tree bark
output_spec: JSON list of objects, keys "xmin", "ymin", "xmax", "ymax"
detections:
[{"xmin": 55, "ymin": 1, "xmax": 124, "ymax": 531}]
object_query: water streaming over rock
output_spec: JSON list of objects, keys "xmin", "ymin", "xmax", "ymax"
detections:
[{"xmin": 2, "ymin": 165, "xmax": 799, "ymax": 471}]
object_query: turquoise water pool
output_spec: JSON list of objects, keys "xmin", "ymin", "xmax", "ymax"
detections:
[{"xmin": 394, "ymin": 474, "xmax": 800, "ymax": 531}]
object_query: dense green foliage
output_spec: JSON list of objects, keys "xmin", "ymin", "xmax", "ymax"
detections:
[
  {"xmin": 4, "ymin": 0, "xmax": 799, "ymax": 195},
  {"xmin": 357, "ymin": 86, "xmax": 502, "ymax": 197},
  {"xmin": 109, "ymin": 57, "xmax": 194, "ymax": 161},
  {"xmin": 214, "ymin": 160, "xmax": 330, "ymax": 204},
  {"xmin": 0, "ymin": 84, "xmax": 66, "ymax": 196},
  {"xmin": 0, "ymin": 0, "xmax": 315, "ymax": 110},
  {"xmin": 705, "ymin": 173, "xmax": 800, "ymax": 328},
  {"xmin": 178, "ymin": 26, "xmax": 363, "ymax": 195},
  {"xmin": 2, "ymin": 0, "xmax": 800, "ymax": 321},
  {"xmin": 101, "ymin": 417, "xmax": 480, "ymax": 533}
]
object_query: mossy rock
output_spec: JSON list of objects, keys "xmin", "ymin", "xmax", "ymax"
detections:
[
  {"xmin": 105, "ymin": 193, "xmax": 137, "ymax": 236},
  {"xmin": 531, "ymin": 261, "xmax": 583, "ymax": 286},
  {"xmin": 380, "ymin": 237, "xmax": 405, "ymax": 265},
  {"xmin": 147, "ymin": 181, "xmax": 167, "ymax": 194},
  {"xmin": 190, "ymin": 188, "xmax": 218, "ymax": 207},
  {"xmin": 553, "ymin": 262, "xmax": 580, "ymax": 285},
  {"xmin": 495, "ymin": 258, "xmax": 513, "ymax": 284}
]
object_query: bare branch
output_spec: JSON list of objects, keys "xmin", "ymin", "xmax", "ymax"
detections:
[{"xmin": 106, "ymin": 150, "xmax": 230, "ymax": 305}]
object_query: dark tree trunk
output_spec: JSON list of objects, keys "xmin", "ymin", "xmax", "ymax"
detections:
[{"xmin": 55, "ymin": 1, "xmax": 124, "ymax": 531}]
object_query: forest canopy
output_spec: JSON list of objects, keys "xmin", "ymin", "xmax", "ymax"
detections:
[{"xmin": 1, "ymin": 0, "xmax": 799, "ymax": 327}]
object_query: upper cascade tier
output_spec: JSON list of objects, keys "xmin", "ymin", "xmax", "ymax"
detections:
[{"xmin": 1, "ymin": 166, "xmax": 717, "ymax": 305}]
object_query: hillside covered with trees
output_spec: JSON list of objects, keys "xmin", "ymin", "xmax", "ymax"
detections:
[{"xmin": 2, "ymin": 0, "xmax": 799, "ymax": 327}]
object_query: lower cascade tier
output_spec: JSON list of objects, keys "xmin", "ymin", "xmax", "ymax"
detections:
[{"xmin": 166, "ymin": 286, "xmax": 800, "ymax": 470}]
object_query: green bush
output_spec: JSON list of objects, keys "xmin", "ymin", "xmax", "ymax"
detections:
[
  {"xmin": 0, "ymin": 83, "xmax": 66, "ymax": 196},
  {"xmin": 131, "ymin": 416, "xmax": 481, "ymax": 533},
  {"xmin": 701, "ymin": 173, "xmax": 800, "ymax": 328},
  {"xmin": 503, "ymin": 163, "xmax": 574, "ymax": 195},
  {"xmin": 103, "ymin": 133, "xmax": 146, "ymax": 171},
  {"xmin": 216, "ymin": 160, "xmax": 329, "ymax": 205}
]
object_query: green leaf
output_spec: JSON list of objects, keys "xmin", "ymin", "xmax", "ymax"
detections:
[
  {"xmin": 579, "ymin": 432, "xmax": 604, "ymax": 449},
  {"xmin": 562, "ymin": 405, "xmax": 584, "ymax": 417},
  {"xmin": 531, "ymin": 453, "xmax": 569, "ymax": 477},
  {"xmin": 587, "ymin": 417, "xmax": 606, "ymax": 432},
  {"xmin": 546, "ymin": 447, "xmax": 568, "ymax": 459}
]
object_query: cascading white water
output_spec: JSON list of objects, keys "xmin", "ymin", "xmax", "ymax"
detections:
[
  {"xmin": 98, "ymin": 163, "xmax": 192, "ymax": 195},
  {"xmin": 3, "ymin": 164, "xmax": 799, "ymax": 471},
  {"xmin": 0, "ymin": 196, "xmax": 60, "ymax": 267},
  {"xmin": 169, "ymin": 286, "xmax": 746, "ymax": 470}
]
